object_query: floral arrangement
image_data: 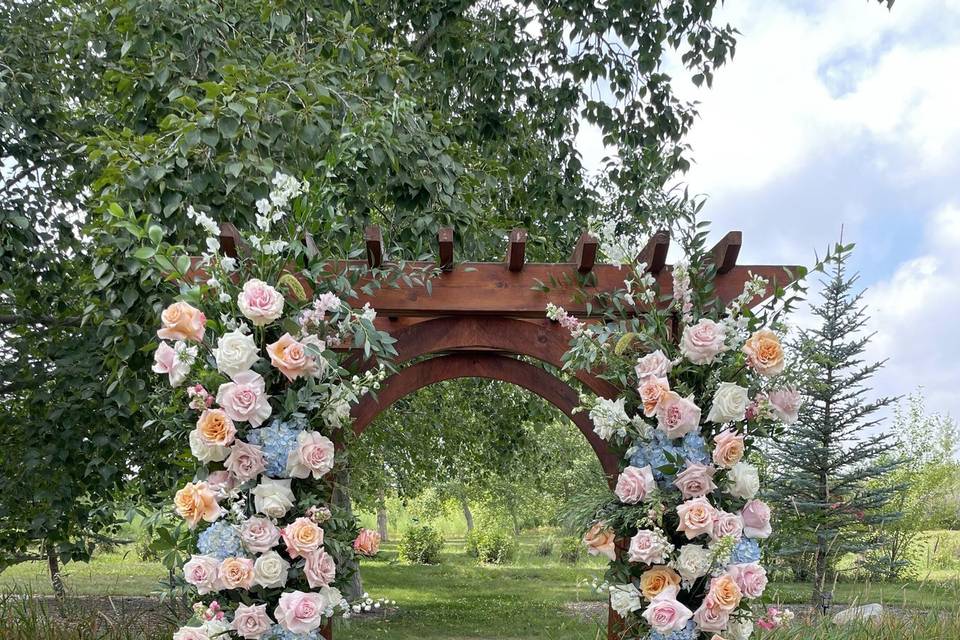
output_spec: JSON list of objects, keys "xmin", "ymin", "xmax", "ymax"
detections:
[
  {"xmin": 550, "ymin": 220, "xmax": 804, "ymax": 640},
  {"xmin": 148, "ymin": 174, "xmax": 395, "ymax": 640}
]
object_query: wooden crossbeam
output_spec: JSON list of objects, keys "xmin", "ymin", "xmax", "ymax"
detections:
[
  {"xmin": 506, "ymin": 228, "xmax": 527, "ymax": 272},
  {"xmin": 438, "ymin": 227, "xmax": 454, "ymax": 272},
  {"xmin": 639, "ymin": 230, "xmax": 670, "ymax": 274},
  {"xmin": 710, "ymin": 231, "xmax": 742, "ymax": 274},
  {"xmin": 571, "ymin": 232, "xmax": 599, "ymax": 274},
  {"xmin": 219, "ymin": 222, "xmax": 245, "ymax": 258},
  {"xmin": 365, "ymin": 225, "xmax": 383, "ymax": 268}
]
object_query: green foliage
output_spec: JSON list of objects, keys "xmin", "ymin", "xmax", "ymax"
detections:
[
  {"xmin": 557, "ymin": 537, "xmax": 584, "ymax": 564},
  {"xmin": 472, "ymin": 529, "xmax": 518, "ymax": 565},
  {"xmin": 398, "ymin": 525, "xmax": 445, "ymax": 565},
  {"xmin": 535, "ymin": 537, "xmax": 556, "ymax": 557}
]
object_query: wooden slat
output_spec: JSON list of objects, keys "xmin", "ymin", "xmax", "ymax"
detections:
[
  {"xmin": 219, "ymin": 222, "xmax": 245, "ymax": 258},
  {"xmin": 571, "ymin": 231, "xmax": 599, "ymax": 274},
  {"xmin": 438, "ymin": 227, "xmax": 454, "ymax": 272},
  {"xmin": 638, "ymin": 230, "xmax": 670, "ymax": 274},
  {"xmin": 364, "ymin": 225, "xmax": 383, "ymax": 268},
  {"xmin": 710, "ymin": 230, "xmax": 742, "ymax": 274},
  {"xmin": 506, "ymin": 228, "xmax": 527, "ymax": 272}
]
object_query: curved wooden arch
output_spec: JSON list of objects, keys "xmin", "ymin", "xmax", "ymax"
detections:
[
  {"xmin": 351, "ymin": 352, "xmax": 619, "ymax": 485},
  {"xmin": 378, "ymin": 316, "xmax": 620, "ymax": 399}
]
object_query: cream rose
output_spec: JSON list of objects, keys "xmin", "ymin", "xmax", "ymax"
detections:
[
  {"xmin": 225, "ymin": 440, "xmax": 266, "ymax": 483},
  {"xmin": 218, "ymin": 556, "xmax": 255, "ymax": 590},
  {"xmin": 673, "ymin": 462, "xmax": 717, "ymax": 499},
  {"xmin": 672, "ymin": 544, "xmax": 712, "ymax": 582},
  {"xmin": 237, "ymin": 279, "xmax": 284, "ymax": 326},
  {"xmin": 253, "ymin": 550, "xmax": 290, "ymax": 589},
  {"xmin": 252, "ymin": 477, "xmax": 295, "ymax": 518},
  {"xmin": 656, "ymin": 391, "xmax": 702, "ymax": 439},
  {"xmin": 158, "ymin": 301, "xmax": 206, "ymax": 342},
  {"xmin": 287, "ymin": 431, "xmax": 335, "ymax": 480},
  {"xmin": 304, "ymin": 548, "xmax": 337, "ymax": 588},
  {"xmin": 743, "ymin": 329, "xmax": 785, "ymax": 377},
  {"xmin": 213, "ymin": 330, "xmax": 259, "ymax": 378},
  {"xmin": 609, "ymin": 583, "xmax": 643, "ymax": 617},
  {"xmin": 680, "ymin": 318, "xmax": 727, "ymax": 365},
  {"xmin": 676, "ymin": 496, "xmax": 718, "ymax": 539},
  {"xmin": 727, "ymin": 462, "xmax": 759, "ymax": 500},
  {"xmin": 707, "ymin": 383, "xmax": 749, "ymax": 424},
  {"xmin": 182, "ymin": 554, "xmax": 219, "ymax": 595},
  {"xmin": 216, "ymin": 371, "xmax": 272, "ymax": 427},
  {"xmin": 281, "ymin": 517, "xmax": 324, "ymax": 559},
  {"xmin": 240, "ymin": 517, "xmax": 281, "ymax": 554},
  {"xmin": 232, "ymin": 603, "xmax": 272, "ymax": 640},
  {"xmin": 740, "ymin": 499, "xmax": 772, "ymax": 539},
  {"xmin": 711, "ymin": 430, "xmax": 745, "ymax": 469},
  {"xmin": 635, "ymin": 349, "xmax": 672, "ymax": 378},
  {"xmin": 614, "ymin": 465, "xmax": 656, "ymax": 504},
  {"xmin": 174, "ymin": 481, "xmax": 221, "ymax": 528},
  {"xmin": 583, "ymin": 522, "xmax": 617, "ymax": 561}
]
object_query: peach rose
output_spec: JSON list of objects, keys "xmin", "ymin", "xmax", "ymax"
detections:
[
  {"xmin": 640, "ymin": 565, "xmax": 682, "ymax": 600},
  {"xmin": 673, "ymin": 462, "xmax": 717, "ymax": 499},
  {"xmin": 225, "ymin": 440, "xmax": 266, "ymax": 483},
  {"xmin": 642, "ymin": 591, "xmax": 693, "ymax": 634},
  {"xmin": 158, "ymin": 301, "xmax": 206, "ymax": 342},
  {"xmin": 353, "ymin": 528, "xmax": 381, "ymax": 557},
  {"xmin": 680, "ymin": 318, "xmax": 727, "ymax": 365},
  {"xmin": 267, "ymin": 333, "xmax": 317, "ymax": 381},
  {"xmin": 712, "ymin": 430, "xmax": 745, "ymax": 469},
  {"xmin": 743, "ymin": 329, "xmax": 785, "ymax": 377},
  {"xmin": 287, "ymin": 431, "xmax": 335, "ymax": 480},
  {"xmin": 216, "ymin": 371, "xmax": 272, "ymax": 427},
  {"xmin": 711, "ymin": 510, "xmax": 744, "ymax": 541},
  {"xmin": 638, "ymin": 375, "xmax": 671, "ymax": 417},
  {"xmin": 232, "ymin": 603, "xmax": 272, "ymax": 640},
  {"xmin": 274, "ymin": 591, "xmax": 325, "ymax": 634},
  {"xmin": 304, "ymin": 548, "xmax": 337, "ymax": 587},
  {"xmin": 656, "ymin": 391, "xmax": 702, "ymax": 439},
  {"xmin": 707, "ymin": 574, "xmax": 743, "ymax": 612},
  {"xmin": 729, "ymin": 562, "xmax": 768, "ymax": 599},
  {"xmin": 740, "ymin": 499, "xmax": 772, "ymax": 539},
  {"xmin": 693, "ymin": 602, "xmax": 730, "ymax": 633},
  {"xmin": 676, "ymin": 496, "xmax": 718, "ymax": 540},
  {"xmin": 583, "ymin": 522, "xmax": 617, "ymax": 561},
  {"xmin": 636, "ymin": 350, "xmax": 672, "ymax": 378},
  {"xmin": 281, "ymin": 517, "xmax": 324, "ymax": 559},
  {"xmin": 196, "ymin": 409, "xmax": 236, "ymax": 447},
  {"xmin": 615, "ymin": 465, "xmax": 656, "ymax": 504},
  {"xmin": 174, "ymin": 481, "xmax": 221, "ymax": 528},
  {"xmin": 218, "ymin": 556, "xmax": 255, "ymax": 590},
  {"xmin": 237, "ymin": 279, "xmax": 284, "ymax": 327}
]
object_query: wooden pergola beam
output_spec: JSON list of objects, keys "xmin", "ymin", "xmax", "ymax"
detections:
[
  {"xmin": 710, "ymin": 231, "xmax": 742, "ymax": 274},
  {"xmin": 506, "ymin": 228, "xmax": 527, "ymax": 272},
  {"xmin": 365, "ymin": 225, "xmax": 383, "ymax": 268},
  {"xmin": 571, "ymin": 232, "xmax": 599, "ymax": 274},
  {"xmin": 438, "ymin": 227, "xmax": 454, "ymax": 272},
  {"xmin": 639, "ymin": 230, "xmax": 670, "ymax": 274},
  {"xmin": 219, "ymin": 222, "xmax": 245, "ymax": 258}
]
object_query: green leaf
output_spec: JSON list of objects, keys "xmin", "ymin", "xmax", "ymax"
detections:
[{"xmin": 133, "ymin": 246, "xmax": 156, "ymax": 260}]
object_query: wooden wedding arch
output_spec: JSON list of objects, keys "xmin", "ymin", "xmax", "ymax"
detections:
[{"xmin": 218, "ymin": 224, "xmax": 795, "ymax": 640}]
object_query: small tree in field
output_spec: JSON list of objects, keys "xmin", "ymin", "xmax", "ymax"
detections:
[{"xmin": 769, "ymin": 243, "xmax": 902, "ymax": 605}]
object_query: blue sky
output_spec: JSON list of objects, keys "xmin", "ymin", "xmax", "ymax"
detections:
[{"xmin": 579, "ymin": 0, "xmax": 960, "ymax": 423}]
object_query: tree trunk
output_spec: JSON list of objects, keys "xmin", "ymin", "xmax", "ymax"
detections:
[
  {"xmin": 813, "ymin": 532, "xmax": 828, "ymax": 607},
  {"xmin": 47, "ymin": 545, "xmax": 65, "ymax": 600},
  {"xmin": 332, "ymin": 468, "xmax": 363, "ymax": 601},
  {"xmin": 376, "ymin": 488, "xmax": 389, "ymax": 542},
  {"xmin": 460, "ymin": 495, "xmax": 474, "ymax": 533}
]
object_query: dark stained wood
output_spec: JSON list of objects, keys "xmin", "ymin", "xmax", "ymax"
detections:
[
  {"xmin": 438, "ymin": 226, "xmax": 454, "ymax": 272},
  {"xmin": 638, "ymin": 229, "xmax": 670, "ymax": 274},
  {"xmin": 351, "ymin": 352, "xmax": 619, "ymax": 486},
  {"xmin": 506, "ymin": 228, "xmax": 528, "ymax": 271},
  {"xmin": 219, "ymin": 222, "xmax": 245, "ymax": 258},
  {"xmin": 571, "ymin": 231, "xmax": 599, "ymax": 274},
  {"xmin": 710, "ymin": 230, "xmax": 742, "ymax": 275},
  {"xmin": 364, "ymin": 225, "xmax": 384, "ymax": 268}
]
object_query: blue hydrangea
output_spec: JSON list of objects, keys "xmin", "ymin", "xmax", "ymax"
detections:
[
  {"xmin": 647, "ymin": 620, "xmax": 696, "ymax": 640},
  {"xmin": 680, "ymin": 431, "xmax": 710, "ymax": 465},
  {"xmin": 247, "ymin": 418, "xmax": 303, "ymax": 477},
  {"xmin": 629, "ymin": 431, "xmax": 682, "ymax": 481},
  {"xmin": 731, "ymin": 536, "xmax": 761, "ymax": 564},
  {"xmin": 196, "ymin": 520, "xmax": 244, "ymax": 560},
  {"xmin": 262, "ymin": 624, "xmax": 319, "ymax": 640}
]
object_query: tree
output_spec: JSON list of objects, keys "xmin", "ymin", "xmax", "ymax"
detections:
[{"xmin": 768, "ymin": 243, "xmax": 902, "ymax": 605}]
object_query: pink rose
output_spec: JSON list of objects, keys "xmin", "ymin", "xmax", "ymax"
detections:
[
  {"xmin": 627, "ymin": 530, "xmax": 670, "ymax": 565},
  {"xmin": 353, "ymin": 528, "xmax": 381, "ymax": 557},
  {"xmin": 766, "ymin": 388, "xmax": 801, "ymax": 424},
  {"xmin": 267, "ymin": 333, "xmax": 317, "ymax": 381},
  {"xmin": 673, "ymin": 462, "xmax": 717, "ymax": 499},
  {"xmin": 232, "ymin": 603, "xmax": 272, "ymax": 640},
  {"xmin": 240, "ymin": 517, "xmax": 281, "ymax": 554},
  {"xmin": 615, "ymin": 465, "xmax": 656, "ymax": 504},
  {"xmin": 680, "ymin": 318, "xmax": 727, "ymax": 365},
  {"xmin": 237, "ymin": 279, "xmax": 284, "ymax": 327},
  {"xmin": 158, "ymin": 301, "xmax": 206, "ymax": 342},
  {"xmin": 287, "ymin": 431, "xmax": 335, "ymax": 480},
  {"xmin": 282, "ymin": 517, "xmax": 324, "ymax": 559},
  {"xmin": 740, "ymin": 499, "xmax": 772, "ymax": 539},
  {"xmin": 152, "ymin": 341, "xmax": 189, "ymax": 386},
  {"xmin": 304, "ymin": 548, "xmax": 337, "ymax": 588},
  {"xmin": 711, "ymin": 510, "xmax": 744, "ymax": 541},
  {"xmin": 638, "ymin": 375, "xmax": 671, "ymax": 417},
  {"xmin": 656, "ymin": 391, "xmax": 702, "ymax": 439},
  {"xmin": 218, "ymin": 556, "xmax": 255, "ymax": 590},
  {"xmin": 205, "ymin": 470, "xmax": 236, "ymax": 493},
  {"xmin": 729, "ymin": 562, "xmax": 768, "ymax": 599},
  {"xmin": 216, "ymin": 371, "xmax": 272, "ymax": 427},
  {"xmin": 225, "ymin": 440, "xmax": 266, "ymax": 483},
  {"xmin": 676, "ymin": 497, "xmax": 718, "ymax": 540},
  {"xmin": 712, "ymin": 430, "xmax": 745, "ymax": 469},
  {"xmin": 642, "ymin": 593, "xmax": 694, "ymax": 634},
  {"xmin": 693, "ymin": 602, "xmax": 730, "ymax": 633},
  {"xmin": 635, "ymin": 350, "xmax": 672, "ymax": 379},
  {"xmin": 183, "ymin": 555, "xmax": 219, "ymax": 595},
  {"xmin": 173, "ymin": 626, "xmax": 209, "ymax": 640},
  {"xmin": 274, "ymin": 591, "xmax": 325, "ymax": 634},
  {"xmin": 583, "ymin": 522, "xmax": 617, "ymax": 561}
]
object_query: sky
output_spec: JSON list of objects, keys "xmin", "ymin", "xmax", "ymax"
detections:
[{"xmin": 578, "ymin": 0, "xmax": 960, "ymax": 424}]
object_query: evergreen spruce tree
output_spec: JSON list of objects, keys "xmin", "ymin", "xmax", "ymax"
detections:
[{"xmin": 769, "ymin": 243, "xmax": 902, "ymax": 605}]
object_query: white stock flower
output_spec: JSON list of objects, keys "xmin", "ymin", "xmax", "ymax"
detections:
[
  {"xmin": 589, "ymin": 397, "xmax": 631, "ymax": 441},
  {"xmin": 253, "ymin": 550, "xmax": 290, "ymax": 588},
  {"xmin": 707, "ymin": 382, "xmax": 749, "ymax": 423},
  {"xmin": 727, "ymin": 462, "xmax": 760, "ymax": 500},
  {"xmin": 213, "ymin": 330, "xmax": 259, "ymax": 378}
]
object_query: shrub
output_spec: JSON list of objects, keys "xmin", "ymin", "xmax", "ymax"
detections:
[
  {"xmin": 465, "ymin": 530, "xmax": 479, "ymax": 558},
  {"xmin": 398, "ymin": 525, "xmax": 444, "ymax": 564},
  {"xmin": 558, "ymin": 536, "xmax": 583, "ymax": 564},
  {"xmin": 535, "ymin": 536, "xmax": 555, "ymax": 557},
  {"xmin": 474, "ymin": 529, "xmax": 517, "ymax": 564}
]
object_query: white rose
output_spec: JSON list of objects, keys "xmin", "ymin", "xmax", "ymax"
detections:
[
  {"xmin": 253, "ymin": 550, "xmax": 290, "ymax": 588},
  {"xmin": 727, "ymin": 617, "xmax": 754, "ymax": 640},
  {"xmin": 252, "ymin": 477, "xmax": 295, "ymax": 518},
  {"xmin": 213, "ymin": 330, "xmax": 260, "ymax": 378},
  {"xmin": 727, "ymin": 462, "xmax": 760, "ymax": 500},
  {"xmin": 706, "ymin": 382, "xmax": 749, "ymax": 424},
  {"xmin": 189, "ymin": 428, "xmax": 229, "ymax": 463},
  {"xmin": 609, "ymin": 584, "xmax": 643, "ymax": 617},
  {"xmin": 672, "ymin": 544, "xmax": 712, "ymax": 583}
]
